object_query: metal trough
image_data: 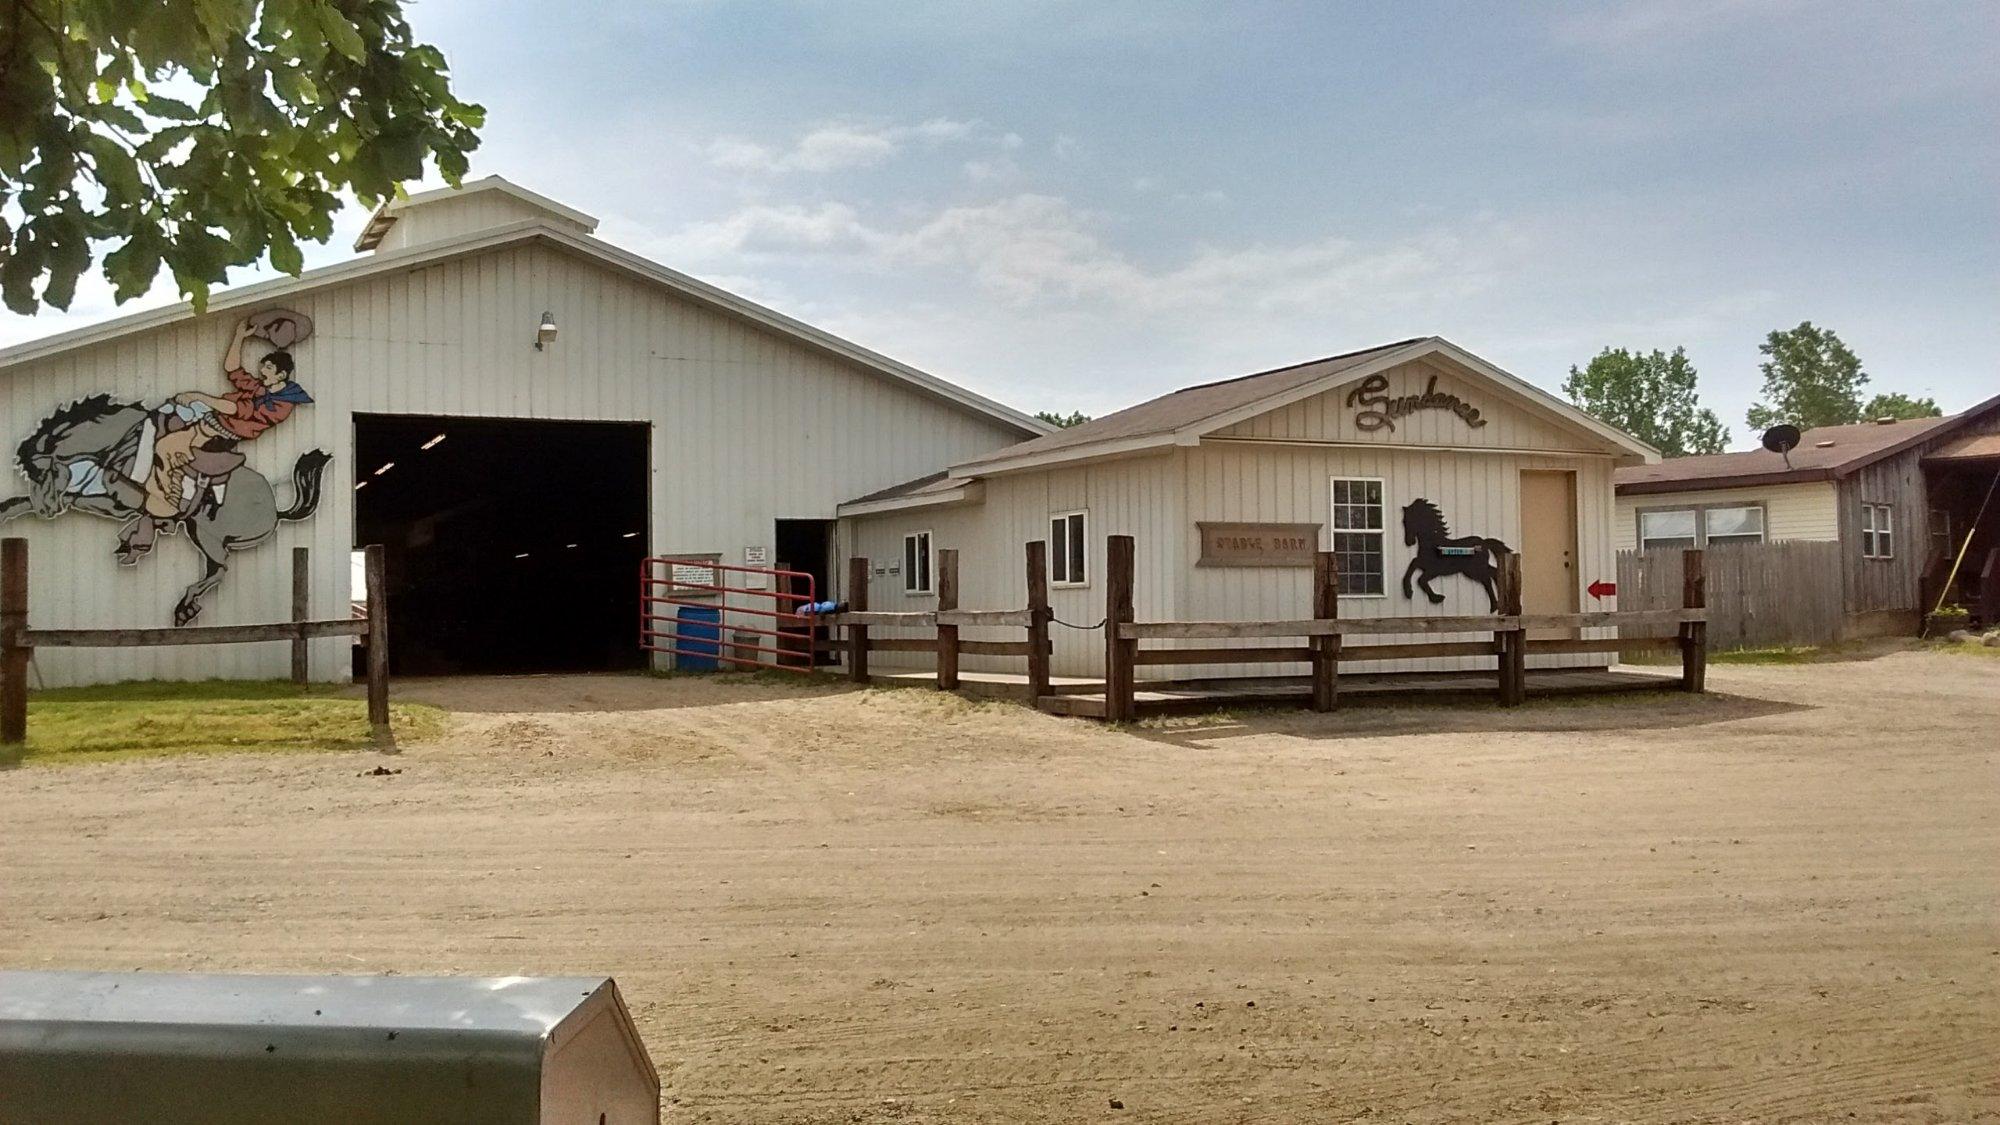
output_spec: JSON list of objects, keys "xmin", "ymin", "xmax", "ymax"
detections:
[{"xmin": 0, "ymin": 970, "xmax": 659, "ymax": 1124}]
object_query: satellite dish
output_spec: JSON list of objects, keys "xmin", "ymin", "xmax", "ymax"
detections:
[{"xmin": 1762, "ymin": 424, "xmax": 1801, "ymax": 468}]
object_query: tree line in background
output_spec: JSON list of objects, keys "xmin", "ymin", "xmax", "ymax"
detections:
[{"xmin": 1565, "ymin": 321, "xmax": 1942, "ymax": 457}]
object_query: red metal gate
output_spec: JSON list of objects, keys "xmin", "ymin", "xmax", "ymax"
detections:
[{"xmin": 640, "ymin": 557, "xmax": 819, "ymax": 672}]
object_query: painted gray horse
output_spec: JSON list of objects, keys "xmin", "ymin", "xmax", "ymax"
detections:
[{"xmin": 0, "ymin": 395, "xmax": 332, "ymax": 625}]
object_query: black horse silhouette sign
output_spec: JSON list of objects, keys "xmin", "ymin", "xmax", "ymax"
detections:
[
  {"xmin": 0, "ymin": 310, "xmax": 331, "ymax": 626},
  {"xmin": 1400, "ymin": 498, "xmax": 1511, "ymax": 612}
]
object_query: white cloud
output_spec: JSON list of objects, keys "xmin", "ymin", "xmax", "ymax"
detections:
[
  {"xmin": 962, "ymin": 157, "xmax": 1018, "ymax": 183},
  {"xmin": 661, "ymin": 191, "xmax": 1517, "ymax": 323},
  {"xmin": 703, "ymin": 118, "xmax": 983, "ymax": 174},
  {"xmin": 662, "ymin": 202, "xmax": 884, "ymax": 259}
]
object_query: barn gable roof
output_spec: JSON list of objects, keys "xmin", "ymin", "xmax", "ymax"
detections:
[
  {"xmin": 0, "ymin": 199, "xmax": 1049, "ymax": 441},
  {"xmin": 946, "ymin": 336, "xmax": 1658, "ymax": 478}
]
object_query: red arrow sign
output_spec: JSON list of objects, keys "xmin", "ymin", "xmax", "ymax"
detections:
[{"xmin": 1587, "ymin": 579, "xmax": 1617, "ymax": 599}]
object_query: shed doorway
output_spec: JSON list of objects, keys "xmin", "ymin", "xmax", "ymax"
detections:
[
  {"xmin": 353, "ymin": 414, "xmax": 650, "ymax": 675},
  {"xmin": 1519, "ymin": 469, "xmax": 1579, "ymax": 640}
]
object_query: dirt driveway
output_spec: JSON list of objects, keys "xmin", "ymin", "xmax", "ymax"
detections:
[{"xmin": 2, "ymin": 650, "xmax": 1996, "ymax": 1123}]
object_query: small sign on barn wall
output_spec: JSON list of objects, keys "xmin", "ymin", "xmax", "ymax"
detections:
[
  {"xmin": 1196, "ymin": 522, "xmax": 1322, "ymax": 567},
  {"xmin": 743, "ymin": 545, "xmax": 769, "ymax": 589},
  {"xmin": 669, "ymin": 556, "xmax": 720, "ymax": 596}
]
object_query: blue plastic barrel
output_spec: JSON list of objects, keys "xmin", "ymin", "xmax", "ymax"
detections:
[{"xmin": 674, "ymin": 606, "xmax": 722, "ymax": 671}]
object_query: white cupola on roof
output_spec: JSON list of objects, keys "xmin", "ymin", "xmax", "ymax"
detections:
[{"xmin": 353, "ymin": 176, "xmax": 599, "ymax": 253}]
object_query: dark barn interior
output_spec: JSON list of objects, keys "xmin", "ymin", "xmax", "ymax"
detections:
[{"xmin": 354, "ymin": 414, "xmax": 650, "ymax": 675}]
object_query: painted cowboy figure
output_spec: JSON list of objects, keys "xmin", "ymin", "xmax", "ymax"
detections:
[{"xmin": 117, "ymin": 316, "xmax": 314, "ymax": 563}]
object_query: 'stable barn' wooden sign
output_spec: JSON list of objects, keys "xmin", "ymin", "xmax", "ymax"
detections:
[{"xmin": 1196, "ymin": 522, "xmax": 1322, "ymax": 568}]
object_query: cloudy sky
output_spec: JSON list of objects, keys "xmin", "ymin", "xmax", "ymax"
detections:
[{"xmin": 7, "ymin": 1, "xmax": 1995, "ymax": 445}]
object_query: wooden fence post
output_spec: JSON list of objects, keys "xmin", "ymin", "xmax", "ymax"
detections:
[
  {"xmin": 1, "ymin": 538, "xmax": 27, "ymax": 751},
  {"xmin": 1104, "ymin": 535, "xmax": 1136, "ymax": 722},
  {"xmin": 290, "ymin": 546, "xmax": 310, "ymax": 686},
  {"xmin": 1497, "ymin": 552, "xmax": 1525, "ymax": 706},
  {"xmin": 1311, "ymin": 550, "xmax": 1340, "ymax": 712},
  {"xmin": 847, "ymin": 556, "xmax": 870, "ymax": 684},
  {"xmin": 935, "ymin": 548, "xmax": 960, "ymax": 691},
  {"xmin": 1025, "ymin": 541, "xmax": 1051, "ymax": 706},
  {"xmin": 363, "ymin": 543, "xmax": 390, "ymax": 738},
  {"xmin": 1681, "ymin": 548, "xmax": 1707, "ymax": 693}
]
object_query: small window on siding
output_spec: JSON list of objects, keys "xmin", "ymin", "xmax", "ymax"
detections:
[
  {"xmin": 1050, "ymin": 511, "xmax": 1088, "ymax": 586},
  {"xmin": 1861, "ymin": 504, "xmax": 1893, "ymax": 560},
  {"xmin": 1703, "ymin": 505, "xmax": 1765, "ymax": 547},
  {"xmin": 1639, "ymin": 509, "xmax": 1698, "ymax": 551},
  {"xmin": 903, "ymin": 531, "xmax": 933, "ymax": 594},
  {"xmin": 1329, "ymin": 478, "xmax": 1385, "ymax": 596}
]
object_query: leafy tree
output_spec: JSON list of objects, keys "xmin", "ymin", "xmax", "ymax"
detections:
[
  {"xmin": 1860, "ymin": 391, "xmax": 1942, "ymax": 421},
  {"xmin": 0, "ymin": 0, "xmax": 484, "ymax": 315},
  {"xmin": 1035, "ymin": 410, "xmax": 1091, "ymax": 429},
  {"xmin": 1745, "ymin": 322, "xmax": 1869, "ymax": 431},
  {"xmin": 1562, "ymin": 346, "xmax": 1729, "ymax": 457}
]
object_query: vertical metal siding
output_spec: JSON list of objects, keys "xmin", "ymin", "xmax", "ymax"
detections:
[
  {"xmin": 840, "ymin": 453, "xmax": 1187, "ymax": 678},
  {"xmin": 1, "ymin": 241, "xmax": 1028, "ymax": 686}
]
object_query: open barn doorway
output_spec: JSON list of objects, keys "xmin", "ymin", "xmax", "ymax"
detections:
[{"xmin": 353, "ymin": 414, "xmax": 650, "ymax": 675}]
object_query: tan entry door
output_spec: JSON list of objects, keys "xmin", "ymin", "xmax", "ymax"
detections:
[{"xmin": 1518, "ymin": 470, "xmax": 1578, "ymax": 638}]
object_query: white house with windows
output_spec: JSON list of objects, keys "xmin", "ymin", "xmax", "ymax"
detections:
[
  {"xmin": 839, "ymin": 337, "xmax": 1659, "ymax": 679},
  {"xmin": 1615, "ymin": 399, "xmax": 2000, "ymax": 637}
]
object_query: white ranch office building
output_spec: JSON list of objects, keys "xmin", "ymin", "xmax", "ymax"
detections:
[
  {"xmin": 839, "ymin": 338, "xmax": 1658, "ymax": 679},
  {"xmin": 0, "ymin": 178, "xmax": 1046, "ymax": 686}
]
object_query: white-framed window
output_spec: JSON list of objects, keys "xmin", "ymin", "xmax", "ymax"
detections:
[
  {"xmin": 1638, "ymin": 508, "xmax": 1698, "ymax": 551},
  {"xmin": 902, "ymin": 530, "xmax": 934, "ymax": 594},
  {"xmin": 1703, "ymin": 505, "xmax": 1765, "ymax": 547},
  {"xmin": 1861, "ymin": 504, "xmax": 1894, "ymax": 560},
  {"xmin": 1329, "ymin": 477, "xmax": 1386, "ymax": 596},
  {"xmin": 1050, "ymin": 510, "xmax": 1088, "ymax": 587},
  {"xmin": 1637, "ymin": 503, "xmax": 1767, "ymax": 551}
]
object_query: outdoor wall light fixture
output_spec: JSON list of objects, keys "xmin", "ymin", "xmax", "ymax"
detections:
[{"xmin": 534, "ymin": 311, "xmax": 558, "ymax": 350}]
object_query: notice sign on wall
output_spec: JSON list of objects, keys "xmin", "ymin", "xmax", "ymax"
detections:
[
  {"xmin": 743, "ymin": 546, "xmax": 769, "ymax": 589},
  {"xmin": 1196, "ymin": 522, "xmax": 1322, "ymax": 567},
  {"xmin": 670, "ymin": 558, "xmax": 718, "ymax": 592}
]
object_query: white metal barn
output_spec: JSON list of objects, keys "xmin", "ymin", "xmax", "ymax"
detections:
[
  {"xmin": 839, "ymin": 338, "xmax": 1658, "ymax": 679},
  {"xmin": 0, "ymin": 177, "xmax": 1044, "ymax": 686}
]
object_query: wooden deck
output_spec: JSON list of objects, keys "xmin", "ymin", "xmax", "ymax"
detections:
[
  {"xmin": 1035, "ymin": 667, "xmax": 1682, "ymax": 719},
  {"xmin": 875, "ymin": 665, "xmax": 1683, "ymax": 718}
]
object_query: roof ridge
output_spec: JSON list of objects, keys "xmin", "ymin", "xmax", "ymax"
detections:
[{"xmin": 1171, "ymin": 336, "xmax": 1431, "ymax": 395}]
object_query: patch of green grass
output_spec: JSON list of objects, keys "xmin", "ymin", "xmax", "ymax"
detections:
[
  {"xmin": 10, "ymin": 680, "xmax": 444, "ymax": 766},
  {"xmin": 1930, "ymin": 640, "xmax": 2000, "ymax": 659},
  {"xmin": 1707, "ymin": 646, "xmax": 1821, "ymax": 665}
]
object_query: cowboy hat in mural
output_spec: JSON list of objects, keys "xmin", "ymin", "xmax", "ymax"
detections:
[
  {"xmin": 0, "ymin": 310, "xmax": 331, "ymax": 626},
  {"xmin": 1400, "ymin": 498, "xmax": 1512, "ymax": 612}
]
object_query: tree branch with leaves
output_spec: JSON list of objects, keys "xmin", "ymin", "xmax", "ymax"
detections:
[
  {"xmin": 1563, "ymin": 346, "xmax": 1729, "ymax": 457},
  {"xmin": 0, "ymin": 0, "xmax": 484, "ymax": 315}
]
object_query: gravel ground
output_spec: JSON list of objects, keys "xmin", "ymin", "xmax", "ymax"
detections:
[{"xmin": 2, "ymin": 649, "xmax": 1995, "ymax": 1123}]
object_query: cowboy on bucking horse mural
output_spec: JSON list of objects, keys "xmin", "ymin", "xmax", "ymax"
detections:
[
  {"xmin": 0, "ymin": 309, "xmax": 331, "ymax": 626},
  {"xmin": 121, "ymin": 314, "xmax": 316, "ymax": 563}
]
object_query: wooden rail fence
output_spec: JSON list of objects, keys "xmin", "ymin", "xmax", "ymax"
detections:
[
  {"xmin": 817, "ymin": 542, "xmax": 1055, "ymax": 693},
  {"xmin": 1095, "ymin": 536, "xmax": 1708, "ymax": 720},
  {"xmin": 0, "ymin": 538, "xmax": 390, "ymax": 753}
]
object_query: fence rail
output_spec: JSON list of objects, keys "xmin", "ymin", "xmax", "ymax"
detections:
[
  {"xmin": 1, "ymin": 539, "xmax": 390, "ymax": 751},
  {"xmin": 816, "ymin": 544, "xmax": 1054, "ymax": 695},
  {"xmin": 1617, "ymin": 540, "xmax": 1842, "ymax": 649},
  {"xmin": 1097, "ymin": 538, "xmax": 1708, "ymax": 721}
]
